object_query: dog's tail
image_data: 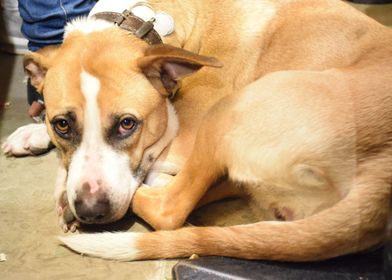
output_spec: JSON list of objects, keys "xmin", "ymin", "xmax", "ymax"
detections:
[{"xmin": 59, "ymin": 180, "xmax": 388, "ymax": 261}]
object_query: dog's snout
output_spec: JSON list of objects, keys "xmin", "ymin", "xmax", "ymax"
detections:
[{"xmin": 74, "ymin": 182, "xmax": 111, "ymax": 223}]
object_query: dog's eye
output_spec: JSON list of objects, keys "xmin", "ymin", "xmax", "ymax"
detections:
[
  {"xmin": 54, "ymin": 119, "xmax": 70, "ymax": 135},
  {"xmin": 120, "ymin": 117, "xmax": 135, "ymax": 130},
  {"xmin": 118, "ymin": 116, "xmax": 137, "ymax": 136}
]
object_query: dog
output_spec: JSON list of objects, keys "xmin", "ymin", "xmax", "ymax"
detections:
[{"xmin": 2, "ymin": 0, "xmax": 392, "ymax": 261}]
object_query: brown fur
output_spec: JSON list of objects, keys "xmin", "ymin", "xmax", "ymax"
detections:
[{"xmin": 24, "ymin": 0, "xmax": 392, "ymax": 261}]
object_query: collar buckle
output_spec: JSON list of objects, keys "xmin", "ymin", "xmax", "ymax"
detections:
[{"xmin": 135, "ymin": 18, "xmax": 156, "ymax": 39}]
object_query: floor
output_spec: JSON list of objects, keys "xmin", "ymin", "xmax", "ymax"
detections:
[{"xmin": 0, "ymin": 3, "xmax": 391, "ymax": 280}]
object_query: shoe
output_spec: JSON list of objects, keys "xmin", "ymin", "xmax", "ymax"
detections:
[{"xmin": 0, "ymin": 0, "xmax": 28, "ymax": 54}]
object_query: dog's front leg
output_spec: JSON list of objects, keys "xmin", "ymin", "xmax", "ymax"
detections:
[
  {"xmin": 133, "ymin": 143, "xmax": 224, "ymax": 230},
  {"xmin": 135, "ymin": 164, "xmax": 240, "ymax": 230},
  {"xmin": 54, "ymin": 165, "xmax": 79, "ymax": 232}
]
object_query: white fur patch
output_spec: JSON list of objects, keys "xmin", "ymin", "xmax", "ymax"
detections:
[
  {"xmin": 65, "ymin": 18, "xmax": 114, "ymax": 37},
  {"xmin": 66, "ymin": 70, "xmax": 138, "ymax": 221},
  {"xmin": 80, "ymin": 70, "xmax": 101, "ymax": 147},
  {"xmin": 59, "ymin": 232, "xmax": 142, "ymax": 260}
]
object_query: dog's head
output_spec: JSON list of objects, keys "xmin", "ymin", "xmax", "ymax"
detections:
[{"xmin": 24, "ymin": 25, "xmax": 221, "ymax": 224}]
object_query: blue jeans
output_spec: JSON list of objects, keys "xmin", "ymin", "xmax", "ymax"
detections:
[{"xmin": 18, "ymin": 0, "xmax": 96, "ymax": 51}]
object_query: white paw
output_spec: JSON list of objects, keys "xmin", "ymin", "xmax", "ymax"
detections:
[{"xmin": 1, "ymin": 123, "xmax": 52, "ymax": 156}]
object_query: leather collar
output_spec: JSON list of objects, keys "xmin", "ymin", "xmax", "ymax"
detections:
[{"xmin": 93, "ymin": 9, "xmax": 162, "ymax": 45}]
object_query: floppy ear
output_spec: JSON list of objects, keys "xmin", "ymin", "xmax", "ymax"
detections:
[
  {"xmin": 137, "ymin": 44, "xmax": 223, "ymax": 96},
  {"xmin": 23, "ymin": 46, "xmax": 59, "ymax": 92}
]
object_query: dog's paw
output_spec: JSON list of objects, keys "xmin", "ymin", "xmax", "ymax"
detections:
[
  {"xmin": 1, "ymin": 123, "xmax": 52, "ymax": 156},
  {"xmin": 57, "ymin": 191, "xmax": 79, "ymax": 233},
  {"xmin": 59, "ymin": 208, "xmax": 80, "ymax": 233}
]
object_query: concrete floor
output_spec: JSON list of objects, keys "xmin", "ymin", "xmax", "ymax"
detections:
[{"xmin": 0, "ymin": 3, "xmax": 391, "ymax": 280}]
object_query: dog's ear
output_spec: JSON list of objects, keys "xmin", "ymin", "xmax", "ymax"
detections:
[
  {"xmin": 23, "ymin": 46, "xmax": 59, "ymax": 93},
  {"xmin": 137, "ymin": 44, "xmax": 223, "ymax": 96}
]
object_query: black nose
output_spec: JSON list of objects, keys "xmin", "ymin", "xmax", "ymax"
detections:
[{"xmin": 74, "ymin": 182, "xmax": 111, "ymax": 224}]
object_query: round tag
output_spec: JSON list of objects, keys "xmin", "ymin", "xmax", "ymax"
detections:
[{"xmin": 154, "ymin": 12, "xmax": 175, "ymax": 36}]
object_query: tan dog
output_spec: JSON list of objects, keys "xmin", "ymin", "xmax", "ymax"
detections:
[{"xmin": 3, "ymin": 0, "xmax": 392, "ymax": 261}]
